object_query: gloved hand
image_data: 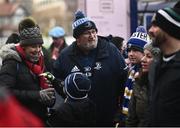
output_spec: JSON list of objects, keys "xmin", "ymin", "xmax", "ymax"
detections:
[{"xmin": 39, "ymin": 88, "xmax": 56, "ymax": 107}]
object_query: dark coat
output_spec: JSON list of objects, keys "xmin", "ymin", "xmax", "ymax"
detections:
[
  {"xmin": 126, "ymin": 74, "xmax": 149, "ymax": 127},
  {"xmin": 0, "ymin": 44, "xmax": 48, "ymax": 122},
  {"xmin": 148, "ymin": 51, "xmax": 180, "ymax": 126},
  {"xmin": 53, "ymin": 36, "xmax": 128, "ymax": 126},
  {"xmin": 48, "ymin": 98, "xmax": 95, "ymax": 126}
]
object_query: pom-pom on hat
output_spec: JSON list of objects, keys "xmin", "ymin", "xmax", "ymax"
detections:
[
  {"xmin": 64, "ymin": 72, "xmax": 91, "ymax": 100},
  {"xmin": 18, "ymin": 17, "xmax": 43, "ymax": 46},
  {"xmin": 127, "ymin": 26, "xmax": 150, "ymax": 53},
  {"xmin": 72, "ymin": 10, "xmax": 97, "ymax": 38},
  {"xmin": 151, "ymin": 1, "xmax": 180, "ymax": 40},
  {"xmin": 49, "ymin": 26, "xmax": 65, "ymax": 38}
]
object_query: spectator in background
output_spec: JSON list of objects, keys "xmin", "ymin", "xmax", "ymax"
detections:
[
  {"xmin": 110, "ymin": 36, "xmax": 129, "ymax": 60},
  {"xmin": 5, "ymin": 32, "xmax": 20, "ymax": 44},
  {"xmin": 120, "ymin": 26, "xmax": 149, "ymax": 126},
  {"xmin": 126, "ymin": 43, "xmax": 160, "ymax": 127},
  {"xmin": 48, "ymin": 26, "xmax": 67, "ymax": 71},
  {"xmin": 111, "ymin": 36, "xmax": 124, "ymax": 54},
  {"xmin": 0, "ymin": 32, "xmax": 21, "ymax": 69},
  {"xmin": 0, "ymin": 17, "xmax": 55, "ymax": 125},
  {"xmin": 53, "ymin": 10, "xmax": 127, "ymax": 126},
  {"xmin": 48, "ymin": 72, "xmax": 95, "ymax": 126},
  {"xmin": 148, "ymin": 1, "xmax": 180, "ymax": 126}
]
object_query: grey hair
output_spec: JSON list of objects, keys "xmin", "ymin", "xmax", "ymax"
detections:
[{"xmin": 144, "ymin": 43, "xmax": 161, "ymax": 58}]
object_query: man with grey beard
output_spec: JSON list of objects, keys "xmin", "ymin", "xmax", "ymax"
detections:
[
  {"xmin": 53, "ymin": 10, "xmax": 128, "ymax": 126},
  {"xmin": 148, "ymin": 1, "xmax": 180, "ymax": 126}
]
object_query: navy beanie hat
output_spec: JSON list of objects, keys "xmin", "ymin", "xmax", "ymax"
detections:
[
  {"xmin": 18, "ymin": 17, "xmax": 43, "ymax": 46},
  {"xmin": 72, "ymin": 10, "xmax": 97, "ymax": 38},
  {"xmin": 127, "ymin": 26, "xmax": 150, "ymax": 52},
  {"xmin": 64, "ymin": 72, "xmax": 91, "ymax": 100},
  {"xmin": 151, "ymin": 1, "xmax": 180, "ymax": 40}
]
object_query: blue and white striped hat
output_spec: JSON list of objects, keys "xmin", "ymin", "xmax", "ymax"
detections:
[
  {"xmin": 72, "ymin": 10, "xmax": 97, "ymax": 38},
  {"xmin": 64, "ymin": 72, "xmax": 91, "ymax": 100},
  {"xmin": 127, "ymin": 26, "xmax": 150, "ymax": 52}
]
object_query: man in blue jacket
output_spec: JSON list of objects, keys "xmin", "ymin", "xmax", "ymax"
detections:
[{"xmin": 53, "ymin": 10, "xmax": 127, "ymax": 126}]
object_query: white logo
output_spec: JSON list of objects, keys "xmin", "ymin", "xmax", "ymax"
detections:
[
  {"xmin": 84, "ymin": 66, "xmax": 91, "ymax": 72},
  {"xmin": 85, "ymin": 72, "xmax": 92, "ymax": 77},
  {"xmin": 71, "ymin": 66, "xmax": 80, "ymax": 72},
  {"xmin": 94, "ymin": 62, "xmax": 102, "ymax": 70},
  {"xmin": 130, "ymin": 32, "xmax": 148, "ymax": 42},
  {"xmin": 72, "ymin": 17, "xmax": 89, "ymax": 29}
]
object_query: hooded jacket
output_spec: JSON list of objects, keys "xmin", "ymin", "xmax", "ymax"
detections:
[
  {"xmin": 0, "ymin": 44, "xmax": 48, "ymax": 122},
  {"xmin": 53, "ymin": 36, "xmax": 128, "ymax": 126}
]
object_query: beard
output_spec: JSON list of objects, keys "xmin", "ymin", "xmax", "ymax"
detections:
[
  {"xmin": 152, "ymin": 31, "xmax": 166, "ymax": 48},
  {"xmin": 80, "ymin": 39, "xmax": 98, "ymax": 51}
]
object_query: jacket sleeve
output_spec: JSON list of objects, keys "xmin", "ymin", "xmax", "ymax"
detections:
[
  {"xmin": 52, "ymin": 51, "xmax": 66, "ymax": 80},
  {"xmin": 0, "ymin": 60, "xmax": 40, "ymax": 100},
  {"xmin": 111, "ymin": 44, "xmax": 128, "ymax": 93},
  {"xmin": 0, "ymin": 59, "xmax": 18, "ymax": 88},
  {"xmin": 126, "ymin": 89, "xmax": 139, "ymax": 126}
]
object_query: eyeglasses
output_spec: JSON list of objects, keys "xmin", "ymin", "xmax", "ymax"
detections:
[{"xmin": 82, "ymin": 29, "xmax": 97, "ymax": 36}]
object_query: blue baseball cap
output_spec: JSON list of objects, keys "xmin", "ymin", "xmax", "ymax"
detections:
[{"xmin": 49, "ymin": 26, "xmax": 65, "ymax": 38}]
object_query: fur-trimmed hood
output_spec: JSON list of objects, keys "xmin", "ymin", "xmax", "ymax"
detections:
[{"xmin": 0, "ymin": 44, "xmax": 22, "ymax": 62}]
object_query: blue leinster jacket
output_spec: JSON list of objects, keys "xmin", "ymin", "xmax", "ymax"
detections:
[{"xmin": 53, "ymin": 36, "xmax": 128, "ymax": 126}]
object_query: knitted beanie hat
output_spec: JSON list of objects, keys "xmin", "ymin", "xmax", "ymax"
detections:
[
  {"xmin": 64, "ymin": 72, "xmax": 91, "ymax": 100},
  {"xmin": 127, "ymin": 26, "xmax": 150, "ymax": 52},
  {"xmin": 72, "ymin": 10, "xmax": 97, "ymax": 38},
  {"xmin": 144, "ymin": 43, "xmax": 161, "ymax": 58},
  {"xmin": 151, "ymin": 1, "xmax": 180, "ymax": 39},
  {"xmin": 18, "ymin": 17, "xmax": 43, "ymax": 46},
  {"xmin": 48, "ymin": 26, "xmax": 65, "ymax": 38}
]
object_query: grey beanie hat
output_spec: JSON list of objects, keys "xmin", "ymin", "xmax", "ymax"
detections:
[
  {"xmin": 144, "ymin": 43, "xmax": 161, "ymax": 57},
  {"xmin": 18, "ymin": 17, "xmax": 43, "ymax": 46}
]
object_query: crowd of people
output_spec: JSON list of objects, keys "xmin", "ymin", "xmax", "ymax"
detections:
[{"xmin": 0, "ymin": 1, "xmax": 179, "ymax": 127}]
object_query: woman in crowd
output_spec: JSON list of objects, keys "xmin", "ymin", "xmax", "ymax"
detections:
[{"xmin": 126, "ymin": 43, "xmax": 160, "ymax": 126}]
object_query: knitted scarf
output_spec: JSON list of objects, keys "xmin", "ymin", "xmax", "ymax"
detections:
[
  {"xmin": 121, "ymin": 64, "xmax": 140, "ymax": 117},
  {"xmin": 16, "ymin": 44, "xmax": 48, "ymax": 89}
]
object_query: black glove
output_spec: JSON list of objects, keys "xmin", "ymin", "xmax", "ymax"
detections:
[{"xmin": 39, "ymin": 88, "xmax": 55, "ymax": 107}]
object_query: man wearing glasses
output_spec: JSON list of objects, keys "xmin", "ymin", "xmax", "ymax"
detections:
[{"xmin": 53, "ymin": 10, "xmax": 128, "ymax": 126}]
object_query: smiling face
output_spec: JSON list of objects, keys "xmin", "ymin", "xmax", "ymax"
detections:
[
  {"xmin": 141, "ymin": 49, "xmax": 154, "ymax": 73},
  {"xmin": 76, "ymin": 29, "xmax": 98, "ymax": 54},
  {"xmin": 128, "ymin": 48, "xmax": 144, "ymax": 65},
  {"xmin": 23, "ymin": 44, "xmax": 42, "ymax": 62}
]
